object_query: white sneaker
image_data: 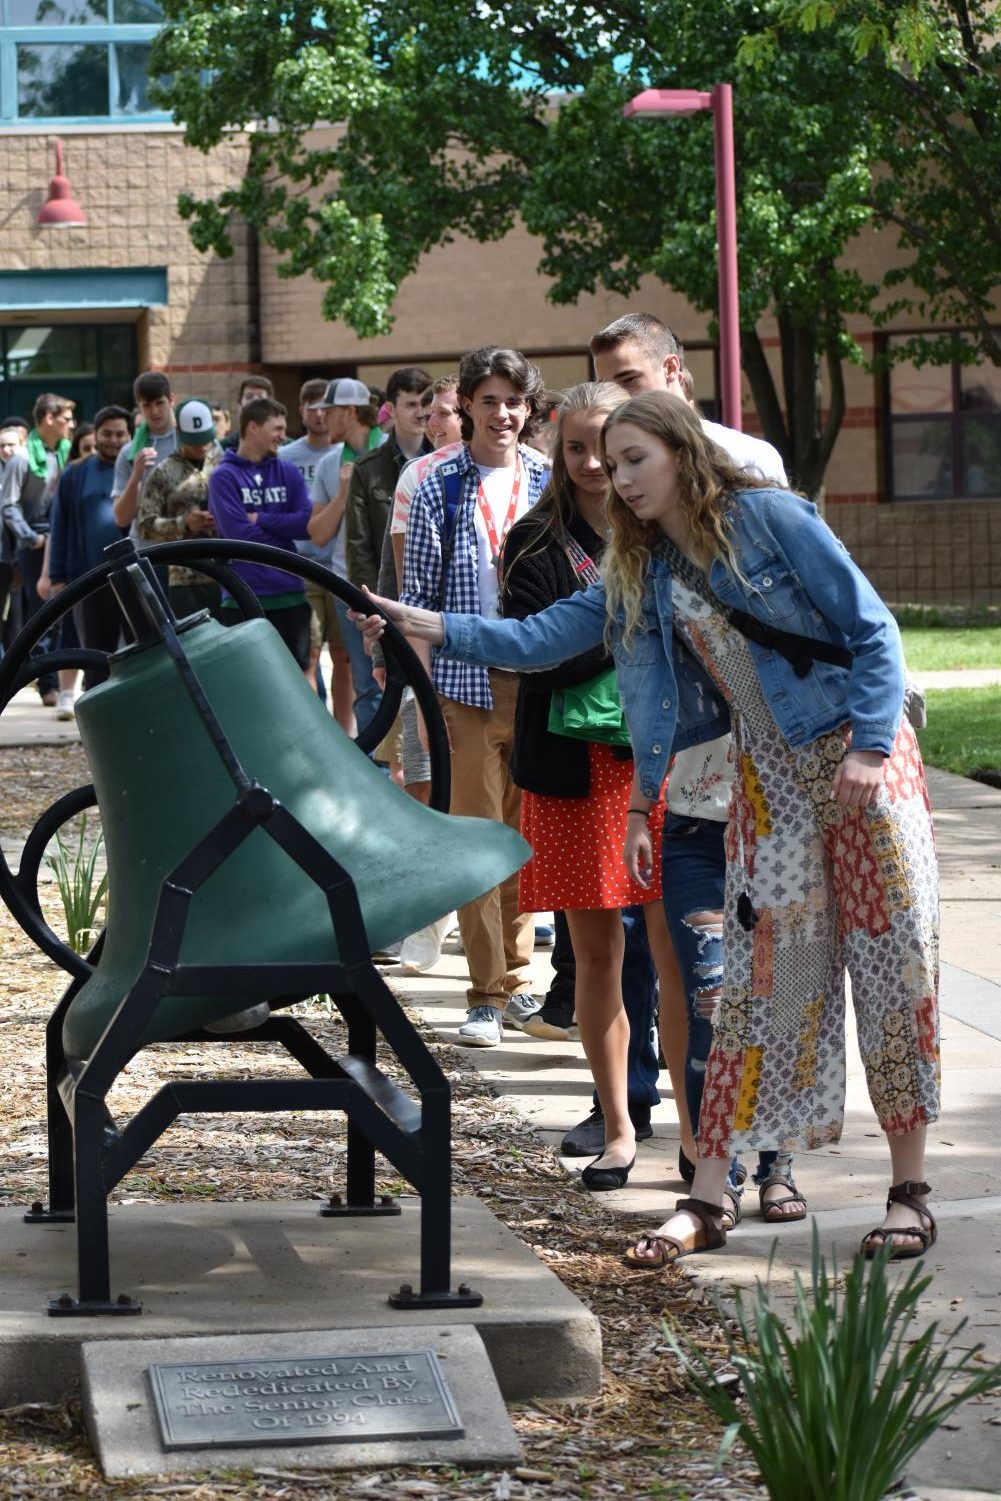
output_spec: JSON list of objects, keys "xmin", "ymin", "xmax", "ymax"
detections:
[
  {"xmin": 399, "ymin": 912, "xmax": 457, "ymax": 974},
  {"xmin": 457, "ymin": 1005, "xmax": 503, "ymax": 1047},
  {"xmin": 503, "ymin": 993, "xmax": 543, "ymax": 1031},
  {"xmin": 55, "ymin": 689, "xmax": 75, "ymax": 721}
]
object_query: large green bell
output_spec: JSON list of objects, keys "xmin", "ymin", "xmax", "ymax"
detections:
[{"xmin": 64, "ymin": 615, "xmax": 529, "ymax": 1061}]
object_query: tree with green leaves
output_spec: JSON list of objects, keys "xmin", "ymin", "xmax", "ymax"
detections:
[
  {"xmin": 741, "ymin": 1, "xmax": 1001, "ymax": 370},
  {"xmin": 150, "ymin": 0, "xmax": 999, "ymax": 496}
]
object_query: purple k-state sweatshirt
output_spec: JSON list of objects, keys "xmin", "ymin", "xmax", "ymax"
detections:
[{"xmin": 208, "ymin": 449, "xmax": 312, "ymax": 600}]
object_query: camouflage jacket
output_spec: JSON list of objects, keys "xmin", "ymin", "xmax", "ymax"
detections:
[{"xmin": 137, "ymin": 446, "xmax": 222, "ymax": 585}]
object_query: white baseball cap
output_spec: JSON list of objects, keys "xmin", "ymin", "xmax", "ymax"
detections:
[
  {"xmin": 175, "ymin": 398, "xmax": 216, "ymax": 445},
  {"xmin": 307, "ymin": 377, "xmax": 372, "ymax": 410}
]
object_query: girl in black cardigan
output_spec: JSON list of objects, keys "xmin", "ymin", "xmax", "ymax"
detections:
[{"xmin": 500, "ymin": 383, "xmax": 690, "ymax": 1190}]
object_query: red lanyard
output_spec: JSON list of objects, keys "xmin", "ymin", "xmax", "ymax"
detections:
[{"xmin": 475, "ymin": 458, "xmax": 522, "ymax": 567}]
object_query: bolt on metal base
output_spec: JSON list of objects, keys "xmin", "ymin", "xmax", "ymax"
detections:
[
  {"xmin": 24, "ymin": 1202, "xmax": 75, "ymax": 1224},
  {"xmin": 48, "ymin": 1292, "xmax": 142, "ymax": 1317},
  {"xmin": 388, "ymin": 1282, "xmax": 483, "ymax": 1310},
  {"xmin": 320, "ymin": 1192, "xmax": 402, "ymax": 1218}
]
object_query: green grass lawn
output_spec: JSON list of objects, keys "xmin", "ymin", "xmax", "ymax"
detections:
[
  {"xmin": 899, "ymin": 626, "xmax": 1001, "ymax": 672},
  {"xmin": 916, "ymin": 686, "xmax": 1001, "ymax": 776}
]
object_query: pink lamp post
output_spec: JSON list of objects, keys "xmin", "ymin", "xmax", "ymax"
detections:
[{"xmin": 624, "ymin": 85, "xmax": 742, "ymax": 431}]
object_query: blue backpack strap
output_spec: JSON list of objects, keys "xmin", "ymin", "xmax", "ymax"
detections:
[
  {"xmin": 442, "ymin": 463, "xmax": 464, "ymax": 538},
  {"xmin": 436, "ymin": 461, "xmax": 466, "ymax": 610}
]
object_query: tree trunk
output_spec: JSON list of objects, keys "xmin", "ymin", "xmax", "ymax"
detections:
[
  {"xmin": 740, "ymin": 318, "xmax": 849, "ymax": 501},
  {"xmin": 741, "ymin": 328, "xmax": 790, "ymax": 464}
]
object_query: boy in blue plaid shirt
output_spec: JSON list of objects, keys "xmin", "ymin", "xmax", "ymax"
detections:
[{"xmin": 401, "ymin": 347, "xmax": 550, "ymax": 1046}]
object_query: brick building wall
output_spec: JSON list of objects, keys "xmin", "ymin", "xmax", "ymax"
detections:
[
  {"xmin": 4, "ymin": 125, "xmax": 997, "ymax": 604},
  {"xmin": 830, "ymin": 499, "xmax": 1001, "ymax": 605},
  {"xmin": 0, "ymin": 129, "xmax": 258, "ymax": 406}
]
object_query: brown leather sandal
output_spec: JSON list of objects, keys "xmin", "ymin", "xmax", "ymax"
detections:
[
  {"xmin": 624, "ymin": 1197, "xmax": 727, "ymax": 1269},
  {"xmin": 721, "ymin": 1184, "xmax": 742, "ymax": 1233},
  {"xmin": 758, "ymin": 1172, "xmax": 808, "ymax": 1224},
  {"xmin": 862, "ymin": 1180, "xmax": 936, "ymax": 1261}
]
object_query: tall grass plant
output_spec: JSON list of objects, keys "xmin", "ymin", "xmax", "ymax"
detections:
[
  {"xmin": 45, "ymin": 812, "xmax": 108, "ymax": 956},
  {"xmin": 665, "ymin": 1229, "xmax": 1001, "ymax": 1501}
]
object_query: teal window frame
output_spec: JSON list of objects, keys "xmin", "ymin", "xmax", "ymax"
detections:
[{"xmin": 0, "ymin": 4, "xmax": 169, "ymax": 124}]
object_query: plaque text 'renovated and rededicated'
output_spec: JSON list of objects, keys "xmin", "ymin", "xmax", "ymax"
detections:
[{"xmin": 147, "ymin": 1350, "xmax": 464, "ymax": 1450}]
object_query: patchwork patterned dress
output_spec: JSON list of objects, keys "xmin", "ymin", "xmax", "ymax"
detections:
[{"xmin": 669, "ymin": 579, "xmax": 941, "ymax": 1157}]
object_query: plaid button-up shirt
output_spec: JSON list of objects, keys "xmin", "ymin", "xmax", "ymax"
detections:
[{"xmin": 401, "ymin": 442, "xmax": 550, "ymax": 709}]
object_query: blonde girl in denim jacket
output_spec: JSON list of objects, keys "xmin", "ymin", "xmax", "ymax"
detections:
[{"xmin": 352, "ymin": 391, "xmax": 940, "ymax": 1268}]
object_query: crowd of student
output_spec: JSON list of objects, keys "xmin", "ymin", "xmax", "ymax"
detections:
[{"xmin": 0, "ymin": 313, "xmax": 941, "ymax": 1269}]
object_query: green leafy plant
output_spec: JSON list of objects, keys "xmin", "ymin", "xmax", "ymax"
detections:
[
  {"xmin": 665, "ymin": 1227, "xmax": 1001, "ymax": 1501},
  {"xmin": 45, "ymin": 813, "xmax": 108, "ymax": 956}
]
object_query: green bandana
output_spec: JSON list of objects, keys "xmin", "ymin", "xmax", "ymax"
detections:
[{"xmin": 26, "ymin": 428, "xmax": 69, "ymax": 481}]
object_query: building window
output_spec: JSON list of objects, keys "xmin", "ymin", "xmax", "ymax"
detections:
[
  {"xmin": 886, "ymin": 332, "xmax": 1001, "ymax": 500},
  {"xmin": 0, "ymin": 1, "xmax": 166, "ymax": 123},
  {"xmin": 0, "ymin": 321, "xmax": 137, "ymax": 420}
]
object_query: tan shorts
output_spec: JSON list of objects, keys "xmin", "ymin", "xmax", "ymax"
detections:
[{"xmin": 305, "ymin": 579, "xmax": 344, "ymax": 651}]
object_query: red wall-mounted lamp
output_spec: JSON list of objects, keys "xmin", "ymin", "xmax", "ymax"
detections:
[{"xmin": 37, "ymin": 140, "xmax": 87, "ymax": 227}]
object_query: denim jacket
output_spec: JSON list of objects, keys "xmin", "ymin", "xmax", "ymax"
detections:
[{"xmin": 442, "ymin": 488, "xmax": 904, "ymax": 800}]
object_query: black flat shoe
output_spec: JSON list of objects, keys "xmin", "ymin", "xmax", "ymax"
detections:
[
  {"xmin": 679, "ymin": 1147, "xmax": 696, "ymax": 1184},
  {"xmin": 581, "ymin": 1155, "xmax": 636, "ymax": 1191}
]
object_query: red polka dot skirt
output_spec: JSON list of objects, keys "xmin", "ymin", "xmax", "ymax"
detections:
[{"xmin": 519, "ymin": 741, "xmax": 665, "ymax": 912}]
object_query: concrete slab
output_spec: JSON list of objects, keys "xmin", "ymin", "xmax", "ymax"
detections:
[
  {"xmin": 920, "ymin": 671, "xmax": 1001, "ymax": 690},
  {"xmin": 0, "ymin": 684, "xmax": 80, "ymax": 745},
  {"xmin": 925, "ymin": 769, "xmax": 1001, "ymax": 811},
  {"xmin": 929, "ymin": 767, "xmax": 1001, "ymax": 987},
  {"xmin": 392, "ymin": 770, "xmax": 1001, "ymax": 1499},
  {"xmin": 81, "ymin": 1324, "xmax": 520, "ymax": 1479},
  {"xmin": 923, "ymin": 1490, "xmax": 1001, "ymax": 1500},
  {"xmin": 0, "ymin": 1196, "xmax": 600, "ymax": 1408}
]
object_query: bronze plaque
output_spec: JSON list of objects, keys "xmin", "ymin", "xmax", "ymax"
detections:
[{"xmin": 148, "ymin": 1349, "xmax": 463, "ymax": 1450}]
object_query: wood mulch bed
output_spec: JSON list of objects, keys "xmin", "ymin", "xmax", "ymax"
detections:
[{"xmin": 0, "ymin": 745, "xmax": 766, "ymax": 1500}]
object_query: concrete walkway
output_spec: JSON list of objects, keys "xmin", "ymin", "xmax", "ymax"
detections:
[
  {"xmin": 921, "ymin": 669, "xmax": 1001, "ymax": 689},
  {"xmin": 0, "ymin": 683, "xmax": 82, "ymax": 745},
  {"xmin": 391, "ymin": 762, "xmax": 1001, "ymax": 1501},
  {"xmin": 3, "ymin": 674, "xmax": 1000, "ymax": 1497}
]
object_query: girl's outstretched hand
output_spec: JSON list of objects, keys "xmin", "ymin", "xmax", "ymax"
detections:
[
  {"xmin": 346, "ymin": 587, "xmax": 399, "ymax": 654},
  {"xmin": 346, "ymin": 588, "xmax": 445, "ymax": 653},
  {"xmin": 831, "ymin": 748, "xmax": 885, "ymax": 809}
]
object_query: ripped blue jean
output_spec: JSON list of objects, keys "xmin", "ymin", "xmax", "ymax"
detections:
[{"xmin": 661, "ymin": 812, "xmax": 793, "ymax": 1196}]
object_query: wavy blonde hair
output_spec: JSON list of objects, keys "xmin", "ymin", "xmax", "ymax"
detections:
[
  {"xmin": 501, "ymin": 381, "xmax": 626, "ymax": 586},
  {"xmin": 600, "ymin": 392, "xmax": 766, "ymax": 644}
]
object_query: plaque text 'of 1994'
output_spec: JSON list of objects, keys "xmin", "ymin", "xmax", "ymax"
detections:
[{"xmin": 147, "ymin": 1350, "xmax": 464, "ymax": 1450}]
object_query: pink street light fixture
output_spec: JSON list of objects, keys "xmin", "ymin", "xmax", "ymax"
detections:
[
  {"xmin": 37, "ymin": 140, "xmax": 87, "ymax": 227},
  {"xmin": 624, "ymin": 86, "xmax": 742, "ymax": 431}
]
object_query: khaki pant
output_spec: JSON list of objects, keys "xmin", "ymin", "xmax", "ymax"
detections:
[
  {"xmin": 305, "ymin": 579, "xmax": 344, "ymax": 649},
  {"xmin": 439, "ymin": 670, "xmax": 535, "ymax": 1009}
]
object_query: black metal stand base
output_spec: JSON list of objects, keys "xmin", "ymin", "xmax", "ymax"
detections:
[
  {"xmin": 320, "ymin": 1193, "xmax": 402, "ymax": 1218},
  {"xmin": 24, "ymin": 1204, "xmax": 75, "ymax": 1224},
  {"xmin": 48, "ymin": 1294, "xmax": 142, "ymax": 1317},
  {"xmin": 388, "ymin": 1284, "xmax": 483, "ymax": 1310},
  {"xmin": 0, "ymin": 542, "xmax": 469, "ymax": 1320}
]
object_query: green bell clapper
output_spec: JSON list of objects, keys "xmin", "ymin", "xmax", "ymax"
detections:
[{"xmin": 64, "ymin": 609, "xmax": 530, "ymax": 1061}]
